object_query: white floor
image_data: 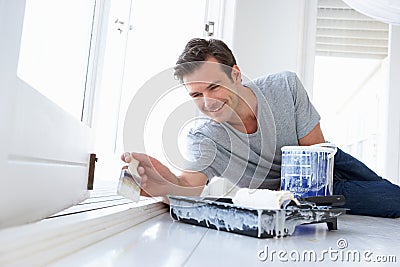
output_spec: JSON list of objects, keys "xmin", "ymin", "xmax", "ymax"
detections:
[
  {"xmin": 1, "ymin": 181, "xmax": 399, "ymax": 267},
  {"xmin": 51, "ymin": 213, "xmax": 399, "ymax": 267}
]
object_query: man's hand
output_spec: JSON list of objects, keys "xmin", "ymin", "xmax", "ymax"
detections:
[
  {"xmin": 121, "ymin": 152, "xmax": 207, "ymax": 197},
  {"xmin": 121, "ymin": 152, "xmax": 178, "ymax": 197}
]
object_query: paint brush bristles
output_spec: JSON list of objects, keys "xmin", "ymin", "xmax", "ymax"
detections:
[{"xmin": 117, "ymin": 158, "xmax": 142, "ymax": 202}]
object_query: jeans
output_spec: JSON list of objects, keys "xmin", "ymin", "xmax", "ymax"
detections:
[{"xmin": 333, "ymin": 148, "xmax": 400, "ymax": 218}]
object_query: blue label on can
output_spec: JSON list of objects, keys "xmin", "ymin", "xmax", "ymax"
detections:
[{"xmin": 280, "ymin": 149, "xmax": 333, "ymax": 198}]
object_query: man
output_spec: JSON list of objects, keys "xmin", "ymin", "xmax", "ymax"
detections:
[{"xmin": 122, "ymin": 38, "xmax": 400, "ymax": 218}]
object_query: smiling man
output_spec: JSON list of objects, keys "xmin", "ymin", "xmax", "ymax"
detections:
[
  {"xmin": 185, "ymin": 56, "xmax": 258, "ymax": 132},
  {"xmin": 122, "ymin": 38, "xmax": 400, "ymax": 218}
]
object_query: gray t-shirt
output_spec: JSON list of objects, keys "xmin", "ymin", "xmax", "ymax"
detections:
[{"xmin": 183, "ymin": 71, "xmax": 320, "ymax": 189}]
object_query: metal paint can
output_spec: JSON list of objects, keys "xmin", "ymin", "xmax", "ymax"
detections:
[{"xmin": 280, "ymin": 143, "xmax": 337, "ymax": 198}]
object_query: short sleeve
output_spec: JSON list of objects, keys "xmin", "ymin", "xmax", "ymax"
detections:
[
  {"xmin": 182, "ymin": 130, "xmax": 220, "ymax": 181},
  {"xmin": 287, "ymin": 73, "xmax": 321, "ymax": 139}
]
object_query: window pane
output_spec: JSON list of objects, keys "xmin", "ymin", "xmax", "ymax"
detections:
[{"xmin": 17, "ymin": 0, "xmax": 96, "ymax": 121}]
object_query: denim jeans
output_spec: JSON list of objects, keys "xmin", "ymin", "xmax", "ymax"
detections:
[{"xmin": 333, "ymin": 148, "xmax": 400, "ymax": 218}]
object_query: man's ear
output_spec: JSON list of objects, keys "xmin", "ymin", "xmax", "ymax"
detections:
[{"xmin": 231, "ymin": 65, "xmax": 241, "ymax": 81}]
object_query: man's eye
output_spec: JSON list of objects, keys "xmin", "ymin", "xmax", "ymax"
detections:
[
  {"xmin": 191, "ymin": 93, "xmax": 200, "ymax": 98},
  {"xmin": 210, "ymin": 85, "xmax": 219, "ymax": 90}
]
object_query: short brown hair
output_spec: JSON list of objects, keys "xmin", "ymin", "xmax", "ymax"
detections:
[{"xmin": 174, "ymin": 38, "xmax": 237, "ymax": 83}]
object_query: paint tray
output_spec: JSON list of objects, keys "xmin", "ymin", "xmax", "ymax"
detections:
[{"xmin": 168, "ymin": 195, "xmax": 346, "ymax": 238}]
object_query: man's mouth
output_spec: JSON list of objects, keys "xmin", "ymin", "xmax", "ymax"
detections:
[{"xmin": 205, "ymin": 101, "xmax": 226, "ymax": 112}]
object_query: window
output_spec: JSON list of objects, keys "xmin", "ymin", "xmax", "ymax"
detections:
[
  {"xmin": 17, "ymin": 0, "xmax": 96, "ymax": 121},
  {"xmin": 313, "ymin": 0, "xmax": 389, "ymax": 174},
  {"xmin": 94, "ymin": 0, "xmax": 207, "ymax": 180}
]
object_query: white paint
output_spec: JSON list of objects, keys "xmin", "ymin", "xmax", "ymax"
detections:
[
  {"xmin": 169, "ymin": 196, "xmax": 341, "ymax": 239},
  {"xmin": 201, "ymin": 177, "xmax": 240, "ymax": 198},
  {"xmin": 232, "ymin": 188, "xmax": 298, "ymax": 210}
]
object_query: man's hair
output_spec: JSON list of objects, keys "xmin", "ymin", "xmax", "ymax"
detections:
[{"xmin": 174, "ymin": 38, "xmax": 237, "ymax": 83}]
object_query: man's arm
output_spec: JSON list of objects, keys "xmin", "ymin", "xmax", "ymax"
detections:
[
  {"xmin": 298, "ymin": 122, "xmax": 325, "ymax": 146},
  {"xmin": 174, "ymin": 171, "xmax": 208, "ymax": 196},
  {"xmin": 121, "ymin": 152, "xmax": 208, "ymax": 197}
]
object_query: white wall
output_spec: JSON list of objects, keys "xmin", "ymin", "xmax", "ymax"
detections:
[
  {"xmin": 332, "ymin": 60, "xmax": 387, "ymax": 176},
  {"xmin": 225, "ymin": 0, "xmax": 317, "ymax": 95},
  {"xmin": 222, "ymin": 1, "xmax": 399, "ymax": 183}
]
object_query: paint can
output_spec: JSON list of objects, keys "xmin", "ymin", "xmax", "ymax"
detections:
[{"xmin": 280, "ymin": 143, "xmax": 337, "ymax": 198}]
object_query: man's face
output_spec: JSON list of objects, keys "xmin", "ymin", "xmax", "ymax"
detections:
[{"xmin": 183, "ymin": 57, "xmax": 241, "ymax": 123}]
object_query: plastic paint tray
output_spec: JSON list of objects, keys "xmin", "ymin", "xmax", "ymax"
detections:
[{"xmin": 168, "ymin": 195, "xmax": 346, "ymax": 238}]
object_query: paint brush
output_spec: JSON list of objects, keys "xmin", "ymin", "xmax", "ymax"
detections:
[{"xmin": 117, "ymin": 158, "xmax": 142, "ymax": 202}]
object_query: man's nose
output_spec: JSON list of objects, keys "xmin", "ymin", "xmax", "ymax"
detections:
[{"xmin": 203, "ymin": 97, "xmax": 220, "ymax": 110}]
